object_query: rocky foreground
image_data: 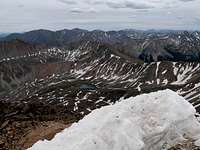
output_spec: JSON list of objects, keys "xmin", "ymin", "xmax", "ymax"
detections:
[
  {"xmin": 0, "ymin": 100, "xmax": 77, "ymax": 150},
  {"xmin": 28, "ymin": 90, "xmax": 200, "ymax": 150}
]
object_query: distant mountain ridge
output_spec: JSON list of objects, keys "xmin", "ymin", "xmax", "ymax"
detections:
[
  {"xmin": 1, "ymin": 28, "xmax": 200, "ymax": 63},
  {"xmin": 0, "ymin": 33, "xmax": 9, "ymax": 38}
]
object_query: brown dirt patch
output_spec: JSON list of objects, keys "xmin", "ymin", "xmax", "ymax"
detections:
[{"xmin": 17, "ymin": 121, "xmax": 71, "ymax": 150}]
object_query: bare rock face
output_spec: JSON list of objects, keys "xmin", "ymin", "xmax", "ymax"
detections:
[{"xmin": 0, "ymin": 39, "xmax": 45, "ymax": 59}]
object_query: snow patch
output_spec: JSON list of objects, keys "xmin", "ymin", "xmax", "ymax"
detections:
[{"xmin": 28, "ymin": 90, "xmax": 200, "ymax": 150}]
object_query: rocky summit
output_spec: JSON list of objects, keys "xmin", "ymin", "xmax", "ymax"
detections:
[{"xmin": 1, "ymin": 29, "xmax": 200, "ymax": 150}]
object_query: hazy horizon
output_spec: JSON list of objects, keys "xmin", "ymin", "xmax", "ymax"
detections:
[
  {"xmin": 1, "ymin": 0, "xmax": 200, "ymax": 32},
  {"xmin": 1, "ymin": 27, "xmax": 200, "ymax": 34}
]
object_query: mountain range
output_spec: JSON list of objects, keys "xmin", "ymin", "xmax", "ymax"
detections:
[
  {"xmin": 1, "ymin": 28, "xmax": 200, "ymax": 149},
  {"xmin": 1, "ymin": 29, "xmax": 200, "ymax": 63}
]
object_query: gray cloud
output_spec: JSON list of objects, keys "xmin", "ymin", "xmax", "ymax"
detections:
[
  {"xmin": 179, "ymin": 0, "xmax": 196, "ymax": 1},
  {"xmin": 70, "ymin": 8, "xmax": 83, "ymax": 13},
  {"xmin": 0, "ymin": 0, "xmax": 200, "ymax": 32},
  {"xmin": 193, "ymin": 17, "xmax": 200, "ymax": 25},
  {"xmin": 176, "ymin": 16, "xmax": 184, "ymax": 20},
  {"xmin": 69, "ymin": 8, "xmax": 97, "ymax": 14},
  {"xmin": 58, "ymin": 0, "xmax": 77, "ymax": 5},
  {"xmin": 106, "ymin": 1, "xmax": 154, "ymax": 9},
  {"xmin": 17, "ymin": 4, "xmax": 24, "ymax": 8},
  {"xmin": 82, "ymin": 0, "xmax": 104, "ymax": 5}
]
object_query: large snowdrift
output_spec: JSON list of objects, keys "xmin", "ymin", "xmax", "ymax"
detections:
[{"xmin": 28, "ymin": 89, "xmax": 200, "ymax": 150}]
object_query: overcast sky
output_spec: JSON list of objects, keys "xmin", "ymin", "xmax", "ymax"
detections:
[{"xmin": 0, "ymin": 0, "xmax": 200, "ymax": 32}]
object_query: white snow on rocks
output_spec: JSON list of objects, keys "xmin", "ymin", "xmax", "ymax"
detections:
[{"xmin": 28, "ymin": 89, "xmax": 200, "ymax": 150}]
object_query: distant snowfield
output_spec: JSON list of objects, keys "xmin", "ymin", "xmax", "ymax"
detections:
[{"xmin": 28, "ymin": 89, "xmax": 200, "ymax": 150}]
